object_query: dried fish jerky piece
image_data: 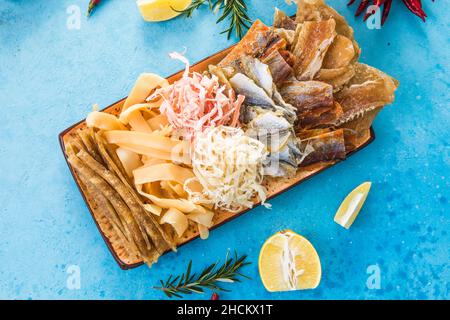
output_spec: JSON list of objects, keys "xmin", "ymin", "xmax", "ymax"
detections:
[
  {"xmin": 273, "ymin": 8, "xmax": 297, "ymax": 30},
  {"xmin": 76, "ymin": 148, "xmax": 172, "ymax": 256},
  {"xmin": 280, "ymin": 79, "xmax": 334, "ymax": 114},
  {"xmin": 316, "ymin": 65, "xmax": 355, "ymax": 91},
  {"xmin": 219, "ymin": 20, "xmax": 286, "ymax": 68},
  {"xmin": 279, "ymin": 50, "xmax": 296, "ymax": 67},
  {"xmin": 93, "ymin": 132, "xmax": 176, "ymax": 252},
  {"xmin": 273, "ymin": 28, "xmax": 295, "ymax": 47},
  {"xmin": 77, "ymin": 128, "xmax": 103, "ymax": 163},
  {"xmin": 334, "ymin": 63, "xmax": 398, "ymax": 129},
  {"xmin": 292, "ymin": 19, "xmax": 336, "ymax": 80},
  {"xmin": 295, "ymin": 0, "xmax": 361, "ymax": 61},
  {"xmin": 67, "ymin": 154, "xmax": 158, "ymax": 265},
  {"xmin": 299, "ymin": 129, "xmax": 346, "ymax": 166},
  {"xmin": 322, "ymin": 35, "xmax": 355, "ymax": 69},
  {"xmin": 219, "ymin": 20, "xmax": 273, "ymax": 67},
  {"xmin": 261, "ymin": 50, "xmax": 293, "ymax": 86},
  {"xmin": 77, "ymin": 169, "xmax": 140, "ymax": 261},
  {"xmin": 298, "ymin": 101, "xmax": 343, "ymax": 129}
]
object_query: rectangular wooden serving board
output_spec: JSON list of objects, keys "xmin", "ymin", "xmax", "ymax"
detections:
[{"xmin": 59, "ymin": 45, "xmax": 375, "ymax": 270}]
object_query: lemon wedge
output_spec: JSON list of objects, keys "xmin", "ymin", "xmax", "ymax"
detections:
[
  {"xmin": 334, "ymin": 181, "xmax": 371, "ymax": 229},
  {"xmin": 136, "ymin": 0, "xmax": 192, "ymax": 22},
  {"xmin": 259, "ymin": 230, "xmax": 321, "ymax": 292}
]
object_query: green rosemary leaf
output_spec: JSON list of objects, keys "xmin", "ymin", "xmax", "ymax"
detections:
[{"xmin": 154, "ymin": 251, "xmax": 251, "ymax": 298}]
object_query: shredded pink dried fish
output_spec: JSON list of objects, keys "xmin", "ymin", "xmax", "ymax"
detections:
[{"xmin": 150, "ymin": 52, "xmax": 244, "ymax": 139}]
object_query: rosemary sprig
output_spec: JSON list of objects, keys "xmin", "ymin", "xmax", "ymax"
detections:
[
  {"xmin": 154, "ymin": 251, "xmax": 251, "ymax": 298},
  {"xmin": 177, "ymin": 0, "xmax": 252, "ymax": 39}
]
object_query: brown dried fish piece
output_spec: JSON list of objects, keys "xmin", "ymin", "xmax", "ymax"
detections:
[
  {"xmin": 297, "ymin": 128, "xmax": 332, "ymax": 140},
  {"xmin": 219, "ymin": 20, "xmax": 286, "ymax": 69},
  {"xmin": 273, "ymin": 8, "xmax": 297, "ymax": 30},
  {"xmin": 281, "ymin": 79, "xmax": 334, "ymax": 114},
  {"xmin": 77, "ymin": 128, "xmax": 103, "ymax": 163},
  {"xmin": 295, "ymin": 0, "xmax": 361, "ymax": 62},
  {"xmin": 92, "ymin": 132, "xmax": 175, "ymax": 253},
  {"xmin": 322, "ymin": 35, "xmax": 355, "ymax": 69},
  {"xmin": 77, "ymin": 169, "xmax": 140, "ymax": 261},
  {"xmin": 273, "ymin": 28, "xmax": 295, "ymax": 47},
  {"xmin": 75, "ymin": 149, "xmax": 155, "ymax": 252},
  {"xmin": 297, "ymin": 101, "xmax": 343, "ymax": 130},
  {"xmin": 334, "ymin": 63, "xmax": 398, "ymax": 129},
  {"xmin": 316, "ymin": 64, "xmax": 355, "ymax": 91},
  {"xmin": 299, "ymin": 129, "xmax": 346, "ymax": 166},
  {"xmin": 279, "ymin": 50, "xmax": 296, "ymax": 67},
  {"xmin": 292, "ymin": 19, "xmax": 337, "ymax": 80},
  {"xmin": 219, "ymin": 20, "xmax": 273, "ymax": 67},
  {"xmin": 67, "ymin": 154, "xmax": 158, "ymax": 264},
  {"xmin": 261, "ymin": 50, "xmax": 293, "ymax": 87}
]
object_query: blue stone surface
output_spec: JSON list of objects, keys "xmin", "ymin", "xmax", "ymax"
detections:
[{"xmin": 0, "ymin": 0, "xmax": 448, "ymax": 300}]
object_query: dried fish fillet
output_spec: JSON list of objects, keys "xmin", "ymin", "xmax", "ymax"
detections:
[
  {"xmin": 280, "ymin": 80, "xmax": 334, "ymax": 115},
  {"xmin": 261, "ymin": 50, "xmax": 293, "ymax": 86},
  {"xmin": 219, "ymin": 20, "xmax": 273, "ymax": 68},
  {"xmin": 316, "ymin": 65, "xmax": 355, "ymax": 91},
  {"xmin": 273, "ymin": 8, "xmax": 297, "ymax": 30},
  {"xmin": 67, "ymin": 154, "xmax": 158, "ymax": 264},
  {"xmin": 322, "ymin": 35, "xmax": 355, "ymax": 69},
  {"xmin": 292, "ymin": 19, "xmax": 336, "ymax": 80},
  {"xmin": 334, "ymin": 63, "xmax": 399, "ymax": 129},
  {"xmin": 295, "ymin": 0, "xmax": 360, "ymax": 61},
  {"xmin": 299, "ymin": 129, "xmax": 346, "ymax": 166},
  {"xmin": 93, "ymin": 132, "xmax": 176, "ymax": 252}
]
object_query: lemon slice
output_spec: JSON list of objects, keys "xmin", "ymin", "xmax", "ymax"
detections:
[
  {"xmin": 334, "ymin": 181, "xmax": 371, "ymax": 229},
  {"xmin": 136, "ymin": 0, "xmax": 192, "ymax": 22},
  {"xmin": 259, "ymin": 230, "xmax": 321, "ymax": 292}
]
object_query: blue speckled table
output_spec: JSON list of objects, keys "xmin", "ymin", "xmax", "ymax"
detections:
[{"xmin": 0, "ymin": 0, "xmax": 448, "ymax": 300}]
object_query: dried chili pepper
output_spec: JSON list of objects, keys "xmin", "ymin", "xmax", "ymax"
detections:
[
  {"xmin": 349, "ymin": 0, "xmax": 433, "ymax": 25},
  {"xmin": 211, "ymin": 292, "xmax": 219, "ymax": 300},
  {"xmin": 87, "ymin": 0, "xmax": 101, "ymax": 17}
]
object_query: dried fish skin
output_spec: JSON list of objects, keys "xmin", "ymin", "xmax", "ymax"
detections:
[
  {"xmin": 292, "ymin": 19, "xmax": 337, "ymax": 80},
  {"xmin": 273, "ymin": 8, "xmax": 297, "ymax": 30},
  {"xmin": 322, "ymin": 35, "xmax": 355, "ymax": 69},
  {"xmin": 334, "ymin": 63, "xmax": 399, "ymax": 129},
  {"xmin": 261, "ymin": 50, "xmax": 293, "ymax": 87},
  {"xmin": 280, "ymin": 80, "xmax": 334, "ymax": 115},
  {"xmin": 299, "ymin": 129, "xmax": 346, "ymax": 166}
]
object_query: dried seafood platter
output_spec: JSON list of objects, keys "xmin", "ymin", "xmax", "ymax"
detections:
[{"xmin": 60, "ymin": 0, "xmax": 398, "ymax": 269}]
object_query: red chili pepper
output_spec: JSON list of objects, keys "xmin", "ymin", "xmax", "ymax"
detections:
[
  {"xmin": 355, "ymin": 0, "xmax": 370, "ymax": 16},
  {"xmin": 350, "ymin": 0, "xmax": 431, "ymax": 24},
  {"xmin": 87, "ymin": 0, "xmax": 101, "ymax": 17},
  {"xmin": 381, "ymin": 0, "xmax": 393, "ymax": 25},
  {"xmin": 402, "ymin": 0, "xmax": 426, "ymax": 22},
  {"xmin": 363, "ymin": 0, "xmax": 386, "ymax": 21},
  {"xmin": 211, "ymin": 292, "xmax": 219, "ymax": 300}
]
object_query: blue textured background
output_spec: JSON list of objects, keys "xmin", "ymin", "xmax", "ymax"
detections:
[{"xmin": 0, "ymin": 0, "xmax": 448, "ymax": 300}]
